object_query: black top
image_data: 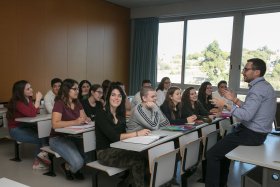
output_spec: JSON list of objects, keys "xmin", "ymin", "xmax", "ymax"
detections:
[
  {"xmin": 181, "ymin": 101, "xmax": 209, "ymax": 119},
  {"xmin": 81, "ymin": 99, "xmax": 103, "ymax": 121},
  {"xmin": 95, "ymin": 110, "xmax": 126, "ymax": 150},
  {"xmin": 198, "ymin": 97, "xmax": 215, "ymax": 112},
  {"xmin": 160, "ymin": 101, "xmax": 186, "ymax": 125}
]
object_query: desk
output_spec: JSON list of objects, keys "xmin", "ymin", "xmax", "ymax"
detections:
[
  {"xmin": 0, "ymin": 108, "xmax": 8, "ymax": 127},
  {"xmin": 110, "ymin": 118, "xmax": 225, "ymax": 152},
  {"xmin": 15, "ymin": 114, "xmax": 52, "ymax": 138},
  {"xmin": 111, "ymin": 130, "xmax": 183, "ymax": 152},
  {"xmin": 54, "ymin": 122, "xmax": 95, "ymax": 153},
  {"xmin": 0, "ymin": 177, "xmax": 29, "ymax": 187},
  {"xmin": 226, "ymin": 134, "xmax": 280, "ymax": 187}
]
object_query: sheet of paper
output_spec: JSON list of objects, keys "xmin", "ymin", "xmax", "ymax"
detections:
[{"xmin": 121, "ymin": 135, "xmax": 161, "ymax": 145}]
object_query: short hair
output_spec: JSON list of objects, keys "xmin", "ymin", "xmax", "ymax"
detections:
[
  {"xmin": 51, "ymin": 78, "xmax": 62, "ymax": 87},
  {"xmin": 142, "ymin": 79, "xmax": 151, "ymax": 86},
  {"xmin": 247, "ymin": 58, "xmax": 266, "ymax": 77},
  {"xmin": 140, "ymin": 86, "xmax": 154, "ymax": 102},
  {"xmin": 217, "ymin": 80, "xmax": 227, "ymax": 88}
]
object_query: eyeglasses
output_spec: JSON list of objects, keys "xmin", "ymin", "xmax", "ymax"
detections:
[
  {"xmin": 96, "ymin": 91, "xmax": 103, "ymax": 95},
  {"xmin": 242, "ymin": 68, "xmax": 255, "ymax": 72},
  {"xmin": 70, "ymin": 87, "xmax": 79, "ymax": 92}
]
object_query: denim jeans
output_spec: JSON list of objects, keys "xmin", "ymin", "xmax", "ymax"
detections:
[
  {"xmin": 49, "ymin": 136, "xmax": 84, "ymax": 173},
  {"xmin": 9, "ymin": 123, "xmax": 48, "ymax": 157}
]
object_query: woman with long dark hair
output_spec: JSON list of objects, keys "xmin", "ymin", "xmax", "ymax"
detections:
[
  {"xmin": 81, "ymin": 84, "xmax": 104, "ymax": 121},
  {"xmin": 50, "ymin": 79, "xmax": 91, "ymax": 180},
  {"xmin": 95, "ymin": 84, "xmax": 150, "ymax": 187},
  {"xmin": 7, "ymin": 80, "xmax": 49, "ymax": 170},
  {"xmin": 160, "ymin": 86, "xmax": 197, "ymax": 124},
  {"xmin": 78, "ymin": 80, "xmax": 91, "ymax": 101},
  {"xmin": 182, "ymin": 87, "xmax": 209, "ymax": 119},
  {"xmin": 198, "ymin": 81, "xmax": 216, "ymax": 112}
]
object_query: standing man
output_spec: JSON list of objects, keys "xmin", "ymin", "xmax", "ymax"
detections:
[
  {"xmin": 207, "ymin": 58, "xmax": 276, "ymax": 187},
  {"xmin": 44, "ymin": 78, "xmax": 62, "ymax": 113},
  {"xmin": 127, "ymin": 86, "xmax": 169, "ymax": 132}
]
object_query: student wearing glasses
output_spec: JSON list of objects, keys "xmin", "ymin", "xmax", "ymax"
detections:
[
  {"xmin": 212, "ymin": 80, "xmax": 233, "ymax": 110},
  {"xmin": 156, "ymin": 77, "xmax": 171, "ymax": 106},
  {"xmin": 81, "ymin": 84, "xmax": 104, "ymax": 121},
  {"xmin": 95, "ymin": 84, "xmax": 150, "ymax": 187},
  {"xmin": 50, "ymin": 79, "xmax": 91, "ymax": 180},
  {"xmin": 207, "ymin": 58, "xmax": 277, "ymax": 187}
]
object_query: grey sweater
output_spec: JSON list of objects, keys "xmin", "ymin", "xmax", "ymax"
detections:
[{"xmin": 126, "ymin": 103, "xmax": 170, "ymax": 132}]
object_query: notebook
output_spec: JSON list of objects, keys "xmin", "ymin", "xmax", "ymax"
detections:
[
  {"xmin": 121, "ymin": 135, "xmax": 162, "ymax": 145},
  {"xmin": 65, "ymin": 122, "xmax": 95, "ymax": 129},
  {"xmin": 162, "ymin": 124, "xmax": 195, "ymax": 132}
]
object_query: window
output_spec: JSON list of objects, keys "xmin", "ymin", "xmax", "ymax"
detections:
[
  {"xmin": 157, "ymin": 21, "xmax": 184, "ymax": 83},
  {"xmin": 241, "ymin": 12, "xmax": 280, "ymax": 90},
  {"xmin": 185, "ymin": 17, "xmax": 233, "ymax": 86}
]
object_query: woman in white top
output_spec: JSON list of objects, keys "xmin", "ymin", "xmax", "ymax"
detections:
[{"xmin": 156, "ymin": 77, "xmax": 171, "ymax": 106}]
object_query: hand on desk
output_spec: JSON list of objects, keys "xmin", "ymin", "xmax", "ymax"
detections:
[
  {"xmin": 76, "ymin": 116, "xmax": 91, "ymax": 125},
  {"xmin": 138, "ymin": 129, "xmax": 151, "ymax": 136}
]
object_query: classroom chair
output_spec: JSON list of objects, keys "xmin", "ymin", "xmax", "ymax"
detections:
[
  {"xmin": 148, "ymin": 141, "xmax": 179, "ymax": 187},
  {"xmin": 179, "ymin": 133, "xmax": 202, "ymax": 187}
]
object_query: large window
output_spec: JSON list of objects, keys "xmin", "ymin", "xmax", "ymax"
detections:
[
  {"xmin": 157, "ymin": 10, "xmax": 280, "ymax": 96},
  {"xmin": 157, "ymin": 21, "xmax": 184, "ymax": 83},
  {"xmin": 185, "ymin": 17, "xmax": 233, "ymax": 85},
  {"xmin": 241, "ymin": 12, "xmax": 280, "ymax": 90}
]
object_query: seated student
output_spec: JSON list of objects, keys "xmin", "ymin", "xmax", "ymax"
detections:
[
  {"xmin": 182, "ymin": 87, "xmax": 209, "ymax": 119},
  {"xmin": 160, "ymin": 86, "xmax": 197, "ymax": 125},
  {"xmin": 198, "ymin": 81, "xmax": 218, "ymax": 114},
  {"xmin": 156, "ymin": 77, "xmax": 171, "ymax": 106},
  {"xmin": 212, "ymin": 80, "xmax": 233, "ymax": 108},
  {"xmin": 81, "ymin": 84, "xmax": 104, "ymax": 121},
  {"xmin": 50, "ymin": 79, "xmax": 91, "ymax": 180},
  {"xmin": 95, "ymin": 84, "xmax": 150, "ymax": 187},
  {"xmin": 113, "ymin": 81, "xmax": 132, "ymax": 116},
  {"xmin": 131, "ymin": 79, "xmax": 152, "ymax": 109},
  {"xmin": 78, "ymin": 80, "xmax": 91, "ymax": 102},
  {"xmin": 44, "ymin": 78, "xmax": 62, "ymax": 114},
  {"xmin": 7, "ymin": 80, "xmax": 49, "ymax": 170},
  {"xmin": 127, "ymin": 86, "xmax": 170, "ymax": 132}
]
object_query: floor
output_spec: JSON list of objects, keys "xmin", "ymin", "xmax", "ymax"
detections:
[{"xmin": 0, "ymin": 135, "xmax": 255, "ymax": 187}]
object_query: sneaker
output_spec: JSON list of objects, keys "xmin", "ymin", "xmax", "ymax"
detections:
[
  {"xmin": 32, "ymin": 159, "xmax": 48, "ymax": 170},
  {"xmin": 37, "ymin": 151, "xmax": 51, "ymax": 165},
  {"xmin": 61, "ymin": 163, "xmax": 74, "ymax": 180}
]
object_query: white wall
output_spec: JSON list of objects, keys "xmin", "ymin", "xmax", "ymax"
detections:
[{"xmin": 131, "ymin": 0, "xmax": 280, "ymax": 18}]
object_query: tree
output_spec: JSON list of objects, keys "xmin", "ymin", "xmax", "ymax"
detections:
[{"xmin": 199, "ymin": 40, "xmax": 230, "ymax": 84}]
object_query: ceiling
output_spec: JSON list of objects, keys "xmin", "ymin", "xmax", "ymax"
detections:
[{"xmin": 106, "ymin": 0, "xmax": 186, "ymax": 8}]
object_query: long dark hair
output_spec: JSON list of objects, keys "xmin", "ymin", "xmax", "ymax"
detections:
[
  {"xmin": 78, "ymin": 80, "xmax": 91, "ymax": 100},
  {"xmin": 7, "ymin": 80, "xmax": 29, "ymax": 119},
  {"xmin": 164, "ymin": 86, "xmax": 182, "ymax": 120},
  {"xmin": 156, "ymin": 77, "xmax": 170, "ymax": 91},
  {"xmin": 198, "ymin": 81, "xmax": 212, "ymax": 104},
  {"xmin": 56, "ymin": 79, "xmax": 79, "ymax": 108},
  {"xmin": 104, "ymin": 84, "xmax": 126, "ymax": 120},
  {"xmin": 101, "ymin": 79, "xmax": 111, "ymax": 100},
  {"xmin": 182, "ymin": 87, "xmax": 198, "ymax": 109}
]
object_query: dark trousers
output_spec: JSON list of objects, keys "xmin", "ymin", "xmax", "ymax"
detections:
[{"xmin": 205, "ymin": 124, "xmax": 267, "ymax": 187}]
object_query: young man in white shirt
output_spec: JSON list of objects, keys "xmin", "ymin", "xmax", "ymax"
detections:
[{"xmin": 44, "ymin": 78, "xmax": 62, "ymax": 113}]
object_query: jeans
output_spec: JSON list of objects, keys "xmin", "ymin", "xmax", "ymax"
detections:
[
  {"xmin": 205, "ymin": 124, "xmax": 267, "ymax": 187},
  {"xmin": 9, "ymin": 123, "xmax": 48, "ymax": 157},
  {"xmin": 49, "ymin": 136, "xmax": 84, "ymax": 173}
]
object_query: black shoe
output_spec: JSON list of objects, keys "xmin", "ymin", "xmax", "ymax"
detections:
[
  {"xmin": 74, "ymin": 170, "xmax": 84, "ymax": 180},
  {"xmin": 61, "ymin": 163, "xmax": 74, "ymax": 180}
]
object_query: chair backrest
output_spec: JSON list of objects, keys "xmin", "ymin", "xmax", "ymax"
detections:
[
  {"xmin": 148, "ymin": 141, "xmax": 179, "ymax": 187},
  {"xmin": 179, "ymin": 131, "xmax": 199, "ymax": 157},
  {"xmin": 219, "ymin": 118, "xmax": 233, "ymax": 137},
  {"xmin": 37, "ymin": 120, "xmax": 52, "ymax": 138},
  {"xmin": 201, "ymin": 124, "xmax": 217, "ymax": 160},
  {"xmin": 180, "ymin": 138, "xmax": 201, "ymax": 173}
]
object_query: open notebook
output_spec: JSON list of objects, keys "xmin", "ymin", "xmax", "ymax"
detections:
[{"xmin": 121, "ymin": 135, "xmax": 163, "ymax": 145}]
